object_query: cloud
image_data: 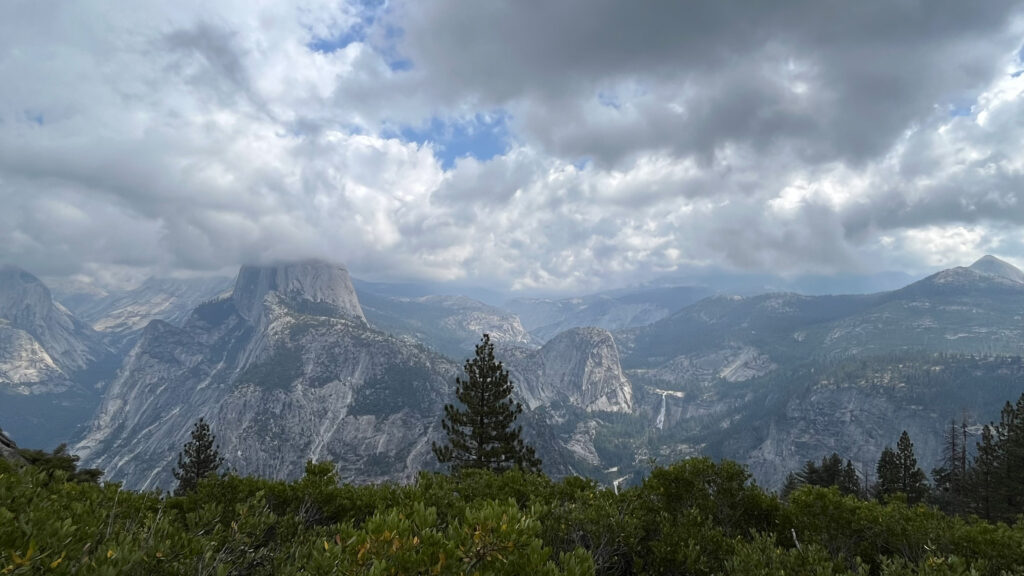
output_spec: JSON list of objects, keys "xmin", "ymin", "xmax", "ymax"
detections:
[{"xmin": 0, "ymin": 0, "xmax": 1023, "ymax": 293}]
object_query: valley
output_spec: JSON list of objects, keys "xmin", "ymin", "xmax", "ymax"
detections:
[{"xmin": 2, "ymin": 255, "xmax": 1024, "ymax": 492}]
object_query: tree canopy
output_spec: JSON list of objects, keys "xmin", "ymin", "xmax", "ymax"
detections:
[
  {"xmin": 172, "ymin": 418, "xmax": 224, "ymax": 496},
  {"xmin": 433, "ymin": 333, "xmax": 541, "ymax": 473},
  {"xmin": 876, "ymin": 430, "xmax": 928, "ymax": 504}
]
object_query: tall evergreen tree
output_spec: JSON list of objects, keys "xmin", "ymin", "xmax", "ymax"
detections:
[
  {"xmin": 874, "ymin": 446, "xmax": 900, "ymax": 500},
  {"xmin": 964, "ymin": 394, "xmax": 1024, "ymax": 520},
  {"xmin": 876, "ymin": 431, "xmax": 928, "ymax": 503},
  {"xmin": 971, "ymin": 423, "xmax": 1000, "ymax": 519},
  {"xmin": 932, "ymin": 418, "xmax": 966, "ymax": 512},
  {"xmin": 172, "ymin": 418, "xmax": 224, "ymax": 496},
  {"xmin": 935, "ymin": 414, "xmax": 973, "ymax": 513},
  {"xmin": 432, "ymin": 334, "xmax": 541, "ymax": 473}
]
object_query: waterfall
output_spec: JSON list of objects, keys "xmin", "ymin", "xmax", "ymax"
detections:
[{"xmin": 655, "ymin": 391, "xmax": 667, "ymax": 430}]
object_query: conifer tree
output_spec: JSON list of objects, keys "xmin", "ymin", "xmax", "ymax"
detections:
[
  {"xmin": 965, "ymin": 395, "xmax": 1024, "ymax": 520},
  {"xmin": 172, "ymin": 418, "xmax": 224, "ymax": 496},
  {"xmin": 876, "ymin": 431, "xmax": 928, "ymax": 503},
  {"xmin": 933, "ymin": 416, "xmax": 970, "ymax": 513},
  {"xmin": 875, "ymin": 446, "xmax": 900, "ymax": 500},
  {"xmin": 433, "ymin": 334, "xmax": 541, "ymax": 473},
  {"xmin": 971, "ymin": 423, "xmax": 1000, "ymax": 519}
]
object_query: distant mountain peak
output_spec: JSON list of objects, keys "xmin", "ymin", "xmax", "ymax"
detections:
[
  {"xmin": 505, "ymin": 326, "xmax": 634, "ymax": 413},
  {"xmin": 232, "ymin": 260, "xmax": 366, "ymax": 325},
  {"xmin": 0, "ymin": 265, "xmax": 53, "ymax": 310},
  {"xmin": 968, "ymin": 255, "xmax": 1024, "ymax": 284}
]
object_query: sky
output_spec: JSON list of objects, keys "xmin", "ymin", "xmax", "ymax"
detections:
[{"xmin": 1, "ymin": 0, "xmax": 1024, "ymax": 293}]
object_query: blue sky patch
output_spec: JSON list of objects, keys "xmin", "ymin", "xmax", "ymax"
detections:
[
  {"xmin": 309, "ymin": 28, "xmax": 364, "ymax": 53},
  {"xmin": 948, "ymin": 105, "xmax": 972, "ymax": 117},
  {"xmin": 946, "ymin": 96, "xmax": 976, "ymax": 117},
  {"xmin": 308, "ymin": 0, "xmax": 387, "ymax": 54},
  {"xmin": 597, "ymin": 91, "xmax": 622, "ymax": 110},
  {"xmin": 398, "ymin": 113, "xmax": 511, "ymax": 169}
]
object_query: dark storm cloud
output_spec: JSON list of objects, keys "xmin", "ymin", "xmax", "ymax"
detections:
[{"xmin": 394, "ymin": 0, "xmax": 1022, "ymax": 165}]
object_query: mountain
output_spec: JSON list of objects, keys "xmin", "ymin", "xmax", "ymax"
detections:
[
  {"xmin": 74, "ymin": 260, "xmax": 461, "ymax": 489},
  {"xmin": 52, "ymin": 275, "xmax": 234, "ymax": 352},
  {"xmin": 0, "ymin": 266, "xmax": 107, "ymax": 375},
  {"xmin": 603, "ymin": 259, "xmax": 1024, "ymax": 487},
  {"xmin": 506, "ymin": 285, "xmax": 712, "ymax": 343},
  {"xmin": 967, "ymin": 254, "xmax": 1024, "ymax": 284},
  {"xmin": 503, "ymin": 327, "xmax": 633, "ymax": 414},
  {"xmin": 358, "ymin": 291, "xmax": 536, "ymax": 359},
  {"xmin": 25, "ymin": 253, "xmax": 1024, "ymax": 491},
  {"xmin": 0, "ymin": 266, "xmax": 115, "ymax": 449}
]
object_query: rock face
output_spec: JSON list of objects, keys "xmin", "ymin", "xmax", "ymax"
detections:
[
  {"xmin": 0, "ymin": 266, "xmax": 113, "ymax": 449},
  {"xmin": 53, "ymin": 276, "xmax": 233, "ymax": 351},
  {"xmin": 76, "ymin": 260, "xmax": 455, "ymax": 490},
  {"xmin": 232, "ymin": 261, "xmax": 366, "ymax": 326},
  {"xmin": 504, "ymin": 327, "xmax": 633, "ymax": 413},
  {"xmin": 0, "ymin": 266, "xmax": 105, "ymax": 377}
]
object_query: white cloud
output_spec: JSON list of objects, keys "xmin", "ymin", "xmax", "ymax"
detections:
[{"xmin": 1, "ymin": 0, "xmax": 1024, "ymax": 293}]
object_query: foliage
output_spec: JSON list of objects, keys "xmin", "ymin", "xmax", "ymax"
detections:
[
  {"xmin": 782, "ymin": 452, "xmax": 862, "ymax": 499},
  {"xmin": 433, "ymin": 333, "xmax": 542, "ymax": 473},
  {"xmin": 3, "ymin": 456, "xmax": 1024, "ymax": 575},
  {"xmin": 963, "ymin": 393, "xmax": 1024, "ymax": 522},
  {"xmin": 172, "ymin": 418, "xmax": 224, "ymax": 496},
  {"xmin": 876, "ymin": 431, "xmax": 930, "ymax": 504},
  {"xmin": 15, "ymin": 443, "xmax": 103, "ymax": 484},
  {"xmin": 932, "ymin": 417, "xmax": 970, "ymax": 514}
]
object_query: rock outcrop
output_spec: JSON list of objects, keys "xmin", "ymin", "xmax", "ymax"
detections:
[
  {"xmin": 504, "ymin": 327, "xmax": 633, "ymax": 413},
  {"xmin": 0, "ymin": 265, "xmax": 106, "ymax": 377},
  {"xmin": 0, "ymin": 266, "xmax": 113, "ymax": 449},
  {"xmin": 232, "ymin": 260, "xmax": 366, "ymax": 326}
]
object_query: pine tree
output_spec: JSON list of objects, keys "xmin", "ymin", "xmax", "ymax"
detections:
[
  {"xmin": 876, "ymin": 431, "xmax": 928, "ymax": 503},
  {"xmin": 172, "ymin": 418, "xmax": 224, "ymax": 496},
  {"xmin": 894, "ymin": 430, "xmax": 929, "ymax": 503},
  {"xmin": 936, "ymin": 414, "xmax": 972, "ymax": 513},
  {"xmin": 875, "ymin": 446, "xmax": 900, "ymax": 500},
  {"xmin": 932, "ymin": 418, "xmax": 964, "ymax": 512},
  {"xmin": 432, "ymin": 334, "xmax": 541, "ymax": 474},
  {"xmin": 971, "ymin": 423, "xmax": 1000, "ymax": 519},
  {"xmin": 965, "ymin": 394, "xmax": 1024, "ymax": 520}
]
